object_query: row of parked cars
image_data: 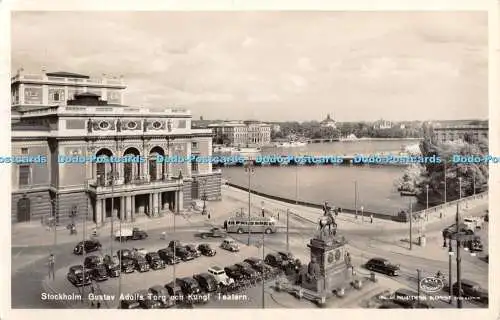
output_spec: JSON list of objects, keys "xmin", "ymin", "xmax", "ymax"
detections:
[
  {"xmin": 67, "ymin": 241, "xmax": 218, "ymax": 286},
  {"xmin": 120, "ymin": 251, "xmax": 302, "ymax": 309}
]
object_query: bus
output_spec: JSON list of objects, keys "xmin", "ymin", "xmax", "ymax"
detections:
[{"xmin": 225, "ymin": 216, "xmax": 277, "ymax": 234}]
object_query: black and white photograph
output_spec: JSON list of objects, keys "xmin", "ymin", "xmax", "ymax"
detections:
[{"xmin": 7, "ymin": 7, "xmax": 492, "ymax": 312}]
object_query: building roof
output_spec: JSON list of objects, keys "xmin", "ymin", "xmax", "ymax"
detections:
[
  {"xmin": 45, "ymin": 71, "xmax": 90, "ymax": 79},
  {"xmin": 321, "ymin": 114, "xmax": 335, "ymax": 123}
]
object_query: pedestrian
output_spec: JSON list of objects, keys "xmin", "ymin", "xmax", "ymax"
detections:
[
  {"xmin": 223, "ymin": 220, "xmax": 228, "ymax": 230},
  {"xmin": 48, "ymin": 253, "xmax": 55, "ymax": 280},
  {"xmin": 208, "ymin": 212, "xmax": 211, "ymax": 220},
  {"xmin": 277, "ymin": 211, "xmax": 280, "ymax": 220},
  {"xmin": 370, "ymin": 214, "xmax": 373, "ymax": 224},
  {"xmin": 261, "ymin": 207, "xmax": 265, "ymax": 217},
  {"xmin": 97, "ymin": 302, "xmax": 101, "ymax": 309},
  {"xmin": 440, "ymin": 211, "xmax": 443, "ymax": 219}
]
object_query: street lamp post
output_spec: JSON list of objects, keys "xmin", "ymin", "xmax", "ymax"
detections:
[
  {"xmin": 455, "ymin": 202, "xmax": 463, "ymax": 309},
  {"xmin": 473, "ymin": 172, "xmax": 476, "ymax": 195},
  {"xmin": 448, "ymin": 241, "xmax": 453, "ymax": 304},
  {"xmin": 261, "ymin": 228, "xmax": 265, "ymax": 308},
  {"xmin": 110, "ymin": 163, "xmax": 116, "ymax": 257},
  {"xmin": 409, "ymin": 199, "xmax": 413, "ymax": 251},
  {"xmin": 426, "ymin": 184, "xmax": 429, "ymax": 210},
  {"xmin": 295, "ymin": 165, "xmax": 299, "ymax": 205},
  {"xmin": 444, "ymin": 160, "xmax": 447, "ymax": 204},
  {"xmin": 458, "ymin": 177, "xmax": 462, "ymax": 199},
  {"xmin": 417, "ymin": 269, "xmax": 421, "ymax": 300},
  {"xmin": 354, "ymin": 181, "xmax": 358, "ymax": 219},
  {"xmin": 361, "ymin": 206, "xmax": 364, "ymax": 223},
  {"xmin": 245, "ymin": 161, "xmax": 255, "ymax": 246},
  {"xmin": 286, "ymin": 209, "xmax": 290, "ymax": 252},
  {"xmin": 201, "ymin": 178, "xmax": 207, "ymax": 216}
]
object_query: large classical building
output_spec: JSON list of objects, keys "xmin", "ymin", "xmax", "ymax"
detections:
[
  {"xmin": 320, "ymin": 114, "xmax": 337, "ymax": 128},
  {"xmin": 432, "ymin": 124, "xmax": 489, "ymax": 144},
  {"xmin": 208, "ymin": 120, "xmax": 271, "ymax": 147},
  {"xmin": 11, "ymin": 69, "xmax": 221, "ymax": 225}
]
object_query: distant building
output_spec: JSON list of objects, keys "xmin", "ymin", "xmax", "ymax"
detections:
[
  {"xmin": 432, "ymin": 124, "xmax": 488, "ymax": 144},
  {"xmin": 208, "ymin": 120, "xmax": 271, "ymax": 146},
  {"xmin": 373, "ymin": 119, "xmax": 393, "ymax": 130},
  {"xmin": 320, "ymin": 114, "xmax": 337, "ymax": 128}
]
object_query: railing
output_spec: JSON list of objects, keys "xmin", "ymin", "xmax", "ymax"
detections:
[
  {"xmin": 411, "ymin": 191, "xmax": 488, "ymax": 219},
  {"xmin": 11, "ymin": 74, "xmax": 125, "ymax": 86}
]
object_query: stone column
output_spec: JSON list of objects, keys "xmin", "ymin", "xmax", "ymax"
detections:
[
  {"xmin": 159, "ymin": 192, "xmax": 163, "ymax": 211},
  {"xmin": 178, "ymin": 189, "xmax": 184, "ymax": 212},
  {"xmin": 142, "ymin": 151, "xmax": 149, "ymax": 182},
  {"xmin": 95, "ymin": 198, "xmax": 102, "ymax": 226},
  {"xmin": 153, "ymin": 192, "xmax": 159, "ymax": 216},
  {"xmin": 148, "ymin": 193, "xmax": 153, "ymax": 216},
  {"xmin": 120, "ymin": 197, "xmax": 125, "ymax": 221},
  {"xmin": 131, "ymin": 196, "xmax": 135, "ymax": 220}
]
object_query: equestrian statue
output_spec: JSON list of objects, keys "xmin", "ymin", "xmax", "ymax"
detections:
[{"xmin": 319, "ymin": 202, "xmax": 338, "ymax": 237}]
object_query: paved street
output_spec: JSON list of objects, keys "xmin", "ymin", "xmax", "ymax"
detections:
[{"xmin": 12, "ymin": 186, "xmax": 489, "ymax": 309}]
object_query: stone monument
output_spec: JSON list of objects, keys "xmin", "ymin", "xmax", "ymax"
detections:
[{"xmin": 298, "ymin": 208, "xmax": 350, "ymax": 297}]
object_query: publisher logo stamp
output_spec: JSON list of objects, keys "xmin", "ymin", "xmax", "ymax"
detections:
[{"xmin": 420, "ymin": 276, "xmax": 444, "ymax": 293}]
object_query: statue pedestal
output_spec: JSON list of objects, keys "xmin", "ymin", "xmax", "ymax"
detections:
[{"xmin": 304, "ymin": 235, "xmax": 349, "ymax": 294}]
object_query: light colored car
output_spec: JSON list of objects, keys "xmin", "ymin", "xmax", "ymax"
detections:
[
  {"xmin": 208, "ymin": 266, "xmax": 235, "ymax": 286},
  {"xmin": 220, "ymin": 238, "xmax": 239, "ymax": 252},
  {"xmin": 132, "ymin": 248, "xmax": 148, "ymax": 256},
  {"xmin": 463, "ymin": 216, "xmax": 483, "ymax": 230}
]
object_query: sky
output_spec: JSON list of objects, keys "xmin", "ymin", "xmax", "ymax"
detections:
[{"xmin": 11, "ymin": 11, "xmax": 488, "ymax": 122}]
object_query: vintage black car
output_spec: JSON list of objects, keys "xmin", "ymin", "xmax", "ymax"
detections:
[
  {"xmin": 168, "ymin": 240, "xmax": 182, "ymax": 250},
  {"xmin": 116, "ymin": 249, "xmax": 134, "ymax": 260},
  {"xmin": 165, "ymin": 280, "xmax": 184, "ymax": 299},
  {"xmin": 235, "ymin": 262, "xmax": 260, "ymax": 279},
  {"xmin": 145, "ymin": 252, "xmax": 166, "ymax": 270},
  {"xmin": 149, "ymin": 285, "xmax": 175, "ymax": 308},
  {"xmin": 133, "ymin": 255, "xmax": 150, "ymax": 272},
  {"xmin": 135, "ymin": 289, "xmax": 162, "ymax": 309},
  {"xmin": 73, "ymin": 240, "xmax": 101, "ymax": 255},
  {"xmin": 67, "ymin": 265, "xmax": 92, "ymax": 287},
  {"xmin": 184, "ymin": 244, "xmax": 201, "ymax": 258},
  {"xmin": 277, "ymin": 251, "xmax": 302, "ymax": 271},
  {"xmin": 365, "ymin": 258, "xmax": 400, "ymax": 276},
  {"xmin": 120, "ymin": 258, "xmax": 135, "ymax": 273},
  {"xmin": 453, "ymin": 280, "xmax": 488, "ymax": 304},
  {"xmin": 178, "ymin": 277, "xmax": 202, "ymax": 298},
  {"xmin": 224, "ymin": 265, "xmax": 246, "ymax": 281},
  {"xmin": 199, "ymin": 227, "xmax": 227, "ymax": 239},
  {"xmin": 197, "ymin": 244, "xmax": 216, "ymax": 257},
  {"xmin": 158, "ymin": 248, "xmax": 180, "ymax": 265},
  {"xmin": 83, "ymin": 255, "xmax": 102, "ymax": 269},
  {"xmin": 175, "ymin": 247, "xmax": 194, "ymax": 261},
  {"xmin": 120, "ymin": 299, "xmax": 141, "ymax": 309},
  {"xmin": 193, "ymin": 273, "xmax": 219, "ymax": 293},
  {"xmin": 102, "ymin": 255, "xmax": 121, "ymax": 277},
  {"xmin": 90, "ymin": 264, "xmax": 109, "ymax": 282},
  {"xmin": 265, "ymin": 253, "xmax": 286, "ymax": 269},
  {"xmin": 243, "ymin": 257, "xmax": 273, "ymax": 275}
]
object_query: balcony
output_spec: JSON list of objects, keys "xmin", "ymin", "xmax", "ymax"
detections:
[{"xmin": 86, "ymin": 176, "xmax": 182, "ymax": 194}]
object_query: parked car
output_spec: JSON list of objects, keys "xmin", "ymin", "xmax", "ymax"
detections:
[
  {"xmin": 148, "ymin": 285, "xmax": 174, "ymax": 308},
  {"xmin": 175, "ymin": 247, "xmax": 195, "ymax": 261},
  {"xmin": 179, "ymin": 277, "xmax": 202, "ymax": 294},
  {"xmin": 132, "ymin": 247, "xmax": 148, "ymax": 256},
  {"xmin": 67, "ymin": 265, "xmax": 92, "ymax": 287},
  {"xmin": 102, "ymin": 255, "xmax": 121, "ymax": 277},
  {"xmin": 89, "ymin": 263, "xmax": 109, "ymax": 282},
  {"xmin": 193, "ymin": 273, "xmax": 219, "ymax": 293},
  {"xmin": 132, "ymin": 255, "xmax": 150, "ymax": 272},
  {"xmin": 265, "ymin": 253, "xmax": 286, "ymax": 269},
  {"xmin": 224, "ymin": 265, "xmax": 246, "ymax": 282},
  {"xmin": 116, "ymin": 249, "xmax": 134, "ymax": 260},
  {"xmin": 453, "ymin": 280, "xmax": 488, "ymax": 304},
  {"xmin": 115, "ymin": 227, "xmax": 148, "ymax": 241},
  {"xmin": 146, "ymin": 252, "xmax": 166, "ymax": 270},
  {"xmin": 168, "ymin": 240, "xmax": 182, "ymax": 250},
  {"xmin": 277, "ymin": 251, "xmax": 302, "ymax": 272},
  {"xmin": 365, "ymin": 258, "xmax": 400, "ymax": 276},
  {"xmin": 197, "ymin": 243, "xmax": 216, "ymax": 256},
  {"xmin": 184, "ymin": 244, "xmax": 201, "ymax": 258},
  {"xmin": 135, "ymin": 289, "xmax": 162, "ymax": 309},
  {"xmin": 158, "ymin": 248, "xmax": 180, "ymax": 265},
  {"xmin": 244, "ymin": 257, "xmax": 273, "ymax": 276},
  {"xmin": 83, "ymin": 255, "xmax": 102, "ymax": 270},
  {"xmin": 199, "ymin": 227, "xmax": 227, "ymax": 239},
  {"xmin": 120, "ymin": 258, "xmax": 136, "ymax": 273},
  {"xmin": 165, "ymin": 280, "xmax": 184, "ymax": 301},
  {"xmin": 208, "ymin": 266, "xmax": 235, "ymax": 287},
  {"xmin": 393, "ymin": 289, "xmax": 432, "ymax": 308},
  {"xmin": 235, "ymin": 262, "xmax": 260, "ymax": 280},
  {"xmin": 73, "ymin": 240, "xmax": 101, "ymax": 255},
  {"xmin": 220, "ymin": 238, "xmax": 240, "ymax": 252}
]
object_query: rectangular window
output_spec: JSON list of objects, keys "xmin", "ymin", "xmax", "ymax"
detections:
[
  {"xmin": 19, "ymin": 165, "xmax": 30, "ymax": 186},
  {"xmin": 192, "ymin": 142, "xmax": 199, "ymax": 149},
  {"xmin": 178, "ymin": 120, "xmax": 187, "ymax": 128},
  {"xmin": 191, "ymin": 160, "xmax": 198, "ymax": 173},
  {"xmin": 21, "ymin": 148, "xmax": 28, "ymax": 155}
]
